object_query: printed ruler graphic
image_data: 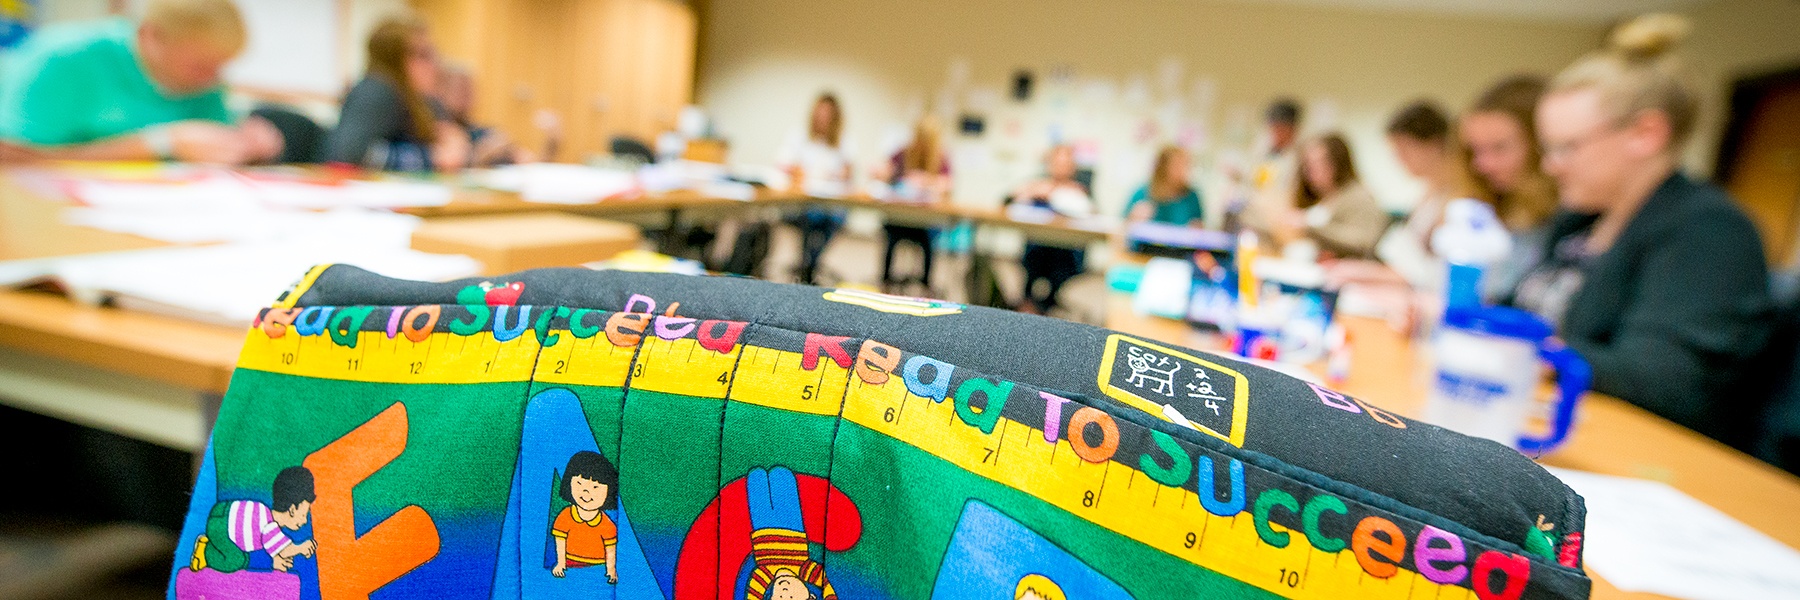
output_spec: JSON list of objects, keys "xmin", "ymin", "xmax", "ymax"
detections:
[{"xmin": 240, "ymin": 328, "xmax": 1480, "ymax": 599}]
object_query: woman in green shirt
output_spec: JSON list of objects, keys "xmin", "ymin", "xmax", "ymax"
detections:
[{"xmin": 1124, "ymin": 146, "xmax": 1204, "ymax": 227}]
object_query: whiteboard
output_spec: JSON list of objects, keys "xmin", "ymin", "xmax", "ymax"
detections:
[{"xmin": 222, "ymin": 0, "xmax": 341, "ymax": 96}]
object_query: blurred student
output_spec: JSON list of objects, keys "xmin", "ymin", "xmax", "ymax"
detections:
[
  {"xmin": 1384, "ymin": 101, "xmax": 1460, "ymax": 256},
  {"xmin": 878, "ymin": 116, "xmax": 952, "ymax": 293},
  {"xmin": 776, "ymin": 93, "xmax": 852, "ymax": 285},
  {"xmin": 1008, "ymin": 145, "xmax": 1093, "ymax": 315},
  {"xmin": 437, "ymin": 63, "xmax": 555, "ymax": 165},
  {"xmin": 1329, "ymin": 101, "xmax": 1462, "ymax": 292},
  {"xmin": 1286, "ymin": 134, "xmax": 1387, "ymax": 260},
  {"xmin": 1523, "ymin": 13, "xmax": 1771, "ymax": 444},
  {"xmin": 1461, "ymin": 75, "xmax": 1559, "ymax": 300},
  {"xmin": 0, "ymin": 0, "xmax": 278, "ymax": 164},
  {"xmin": 1228, "ymin": 98, "xmax": 1303, "ymax": 235},
  {"xmin": 325, "ymin": 16, "xmax": 468, "ymax": 172},
  {"xmin": 1125, "ymin": 146, "xmax": 1204, "ymax": 227}
]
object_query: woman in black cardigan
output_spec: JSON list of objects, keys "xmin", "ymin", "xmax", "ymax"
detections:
[{"xmin": 1519, "ymin": 14, "xmax": 1773, "ymax": 445}]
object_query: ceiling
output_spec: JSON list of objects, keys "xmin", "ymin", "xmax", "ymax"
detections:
[{"xmin": 1216, "ymin": 0, "xmax": 1717, "ymax": 24}]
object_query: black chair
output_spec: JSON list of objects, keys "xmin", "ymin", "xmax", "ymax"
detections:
[
  {"xmin": 249, "ymin": 105, "xmax": 326, "ymax": 164},
  {"xmin": 1757, "ymin": 269, "xmax": 1800, "ymax": 473},
  {"xmin": 610, "ymin": 136, "xmax": 656, "ymax": 165}
]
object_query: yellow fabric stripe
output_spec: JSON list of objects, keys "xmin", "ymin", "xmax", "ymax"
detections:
[{"xmin": 271, "ymin": 264, "xmax": 333, "ymax": 309}]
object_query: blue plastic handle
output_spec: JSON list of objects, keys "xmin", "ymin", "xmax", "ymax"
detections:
[{"xmin": 1517, "ymin": 340, "xmax": 1592, "ymax": 455}]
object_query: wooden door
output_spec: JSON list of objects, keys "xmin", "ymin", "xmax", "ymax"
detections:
[{"xmin": 1721, "ymin": 72, "xmax": 1800, "ymax": 268}]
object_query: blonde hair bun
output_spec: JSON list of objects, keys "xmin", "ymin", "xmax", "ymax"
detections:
[{"xmin": 1609, "ymin": 13, "xmax": 1691, "ymax": 61}]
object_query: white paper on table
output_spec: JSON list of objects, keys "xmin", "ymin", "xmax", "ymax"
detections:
[
  {"xmin": 63, "ymin": 206, "xmax": 422, "ymax": 246},
  {"xmin": 71, "ymin": 176, "xmax": 452, "ymax": 211},
  {"xmin": 70, "ymin": 178, "xmax": 257, "ymax": 212},
  {"xmin": 255, "ymin": 179, "xmax": 453, "ymax": 209},
  {"xmin": 482, "ymin": 163, "xmax": 640, "ymax": 204},
  {"xmin": 1546, "ymin": 468, "xmax": 1800, "ymax": 600},
  {"xmin": 46, "ymin": 242, "xmax": 480, "ymax": 326}
]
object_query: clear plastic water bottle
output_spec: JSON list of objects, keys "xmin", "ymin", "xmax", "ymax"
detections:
[{"xmin": 1430, "ymin": 199, "xmax": 1513, "ymax": 313}]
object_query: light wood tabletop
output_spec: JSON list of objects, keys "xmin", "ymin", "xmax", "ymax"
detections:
[
  {"xmin": 0, "ymin": 165, "xmax": 1112, "ymax": 399},
  {"xmin": 1104, "ymin": 293, "xmax": 1800, "ymax": 599},
  {"xmin": 0, "ymin": 170, "xmax": 245, "ymax": 394}
]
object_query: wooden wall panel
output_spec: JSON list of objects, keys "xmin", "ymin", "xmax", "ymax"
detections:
[{"xmin": 413, "ymin": 0, "xmax": 695, "ymax": 161}]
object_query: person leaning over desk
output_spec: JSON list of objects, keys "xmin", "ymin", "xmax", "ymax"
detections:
[
  {"xmin": 0, "ymin": 0, "xmax": 279, "ymax": 164},
  {"xmin": 1517, "ymin": 13, "xmax": 1773, "ymax": 447},
  {"xmin": 324, "ymin": 15, "xmax": 469, "ymax": 173}
]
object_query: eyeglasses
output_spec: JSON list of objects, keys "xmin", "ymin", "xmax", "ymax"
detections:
[{"xmin": 1542, "ymin": 125, "xmax": 1621, "ymax": 163}]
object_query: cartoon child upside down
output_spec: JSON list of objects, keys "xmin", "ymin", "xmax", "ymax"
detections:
[
  {"xmin": 191, "ymin": 466, "xmax": 317, "ymax": 573},
  {"xmin": 744, "ymin": 467, "xmax": 835, "ymax": 600},
  {"xmin": 552, "ymin": 450, "xmax": 620, "ymax": 584}
]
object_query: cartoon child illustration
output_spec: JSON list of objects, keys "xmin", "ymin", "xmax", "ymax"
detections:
[
  {"xmin": 551, "ymin": 450, "xmax": 619, "ymax": 584},
  {"xmin": 190, "ymin": 466, "xmax": 317, "ymax": 573},
  {"xmin": 1014, "ymin": 574, "xmax": 1066, "ymax": 600},
  {"xmin": 744, "ymin": 467, "xmax": 835, "ymax": 600}
]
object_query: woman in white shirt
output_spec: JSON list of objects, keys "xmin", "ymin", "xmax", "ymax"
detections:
[{"xmin": 776, "ymin": 93, "xmax": 852, "ymax": 284}]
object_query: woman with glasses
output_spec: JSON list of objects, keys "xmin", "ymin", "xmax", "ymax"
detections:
[
  {"xmin": 1523, "ymin": 13, "xmax": 1772, "ymax": 444},
  {"xmin": 325, "ymin": 15, "xmax": 468, "ymax": 172}
]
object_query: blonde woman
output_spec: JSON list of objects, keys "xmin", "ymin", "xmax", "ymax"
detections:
[
  {"xmin": 880, "ymin": 116, "xmax": 952, "ymax": 292},
  {"xmin": 1522, "ymin": 13, "xmax": 1771, "ymax": 443}
]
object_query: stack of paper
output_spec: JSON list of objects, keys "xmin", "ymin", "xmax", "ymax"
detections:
[
  {"xmin": 58, "ymin": 172, "xmax": 452, "ymax": 244},
  {"xmin": 37, "ymin": 243, "xmax": 479, "ymax": 326},
  {"xmin": 1548, "ymin": 468, "xmax": 1800, "ymax": 600},
  {"xmin": 471, "ymin": 164, "xmax": 640, "ymax": 204},
  {"xmin": 68, "ymin": 175, "xmax": 451, "ymax": 211}
]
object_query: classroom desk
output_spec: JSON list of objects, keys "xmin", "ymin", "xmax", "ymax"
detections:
[
  {"xmin": 0, "ymin": 171, "xmax": 244, "ymax": 451},
  {"xmin": 408, "ymin": 187, "xmax": 1114, "ymax": 249},
  {"xmin": 806, "ymin": 194, "xmax": 1113, "ymax": 248},
  {"xmin": 0, "ymin": 166, "xmax": 1108, "ymax": 452},
  {"xmin": 1105, "ymin": 293, "xmax": 1800, "ymax": 599}
]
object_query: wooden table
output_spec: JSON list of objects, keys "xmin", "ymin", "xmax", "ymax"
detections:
[
  {"xmin": 0, "ymin": 166, "xmax": 1111, "ymax": 451},
  {"xmin": 0, "ymin": 170, "xmax": 245, "ymax": 450},
  {"xmin": 1105, "ymin": 293, "xmax": 1800, "ymax": 599}
]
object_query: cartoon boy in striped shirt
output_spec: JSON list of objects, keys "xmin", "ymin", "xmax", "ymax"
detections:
[
  {"xmin": 743, "ymin": 466, "xmax": 835, "ymax": 600},
  {"xmin": 190, "ymin": 466, "xmax": 317, "ymax": 573}
]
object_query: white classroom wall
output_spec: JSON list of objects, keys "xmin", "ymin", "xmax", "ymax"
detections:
[
  {"xmin": 695, "ymin": 0, "xmax": 1610, "ymax": 220},
  {"xmin": 695, "ymin": 0, "xmax": 1800, "ymax": 221}
]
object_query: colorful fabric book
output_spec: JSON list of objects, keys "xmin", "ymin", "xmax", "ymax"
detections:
[{"xmin": 170, "ymin": 265, "xmax": 1591, "ymax": 600}]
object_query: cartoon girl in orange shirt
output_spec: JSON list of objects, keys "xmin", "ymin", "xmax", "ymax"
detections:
[{"xmin": 551, "ymin": 450, "xmax": 619, "ymax": 584}]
